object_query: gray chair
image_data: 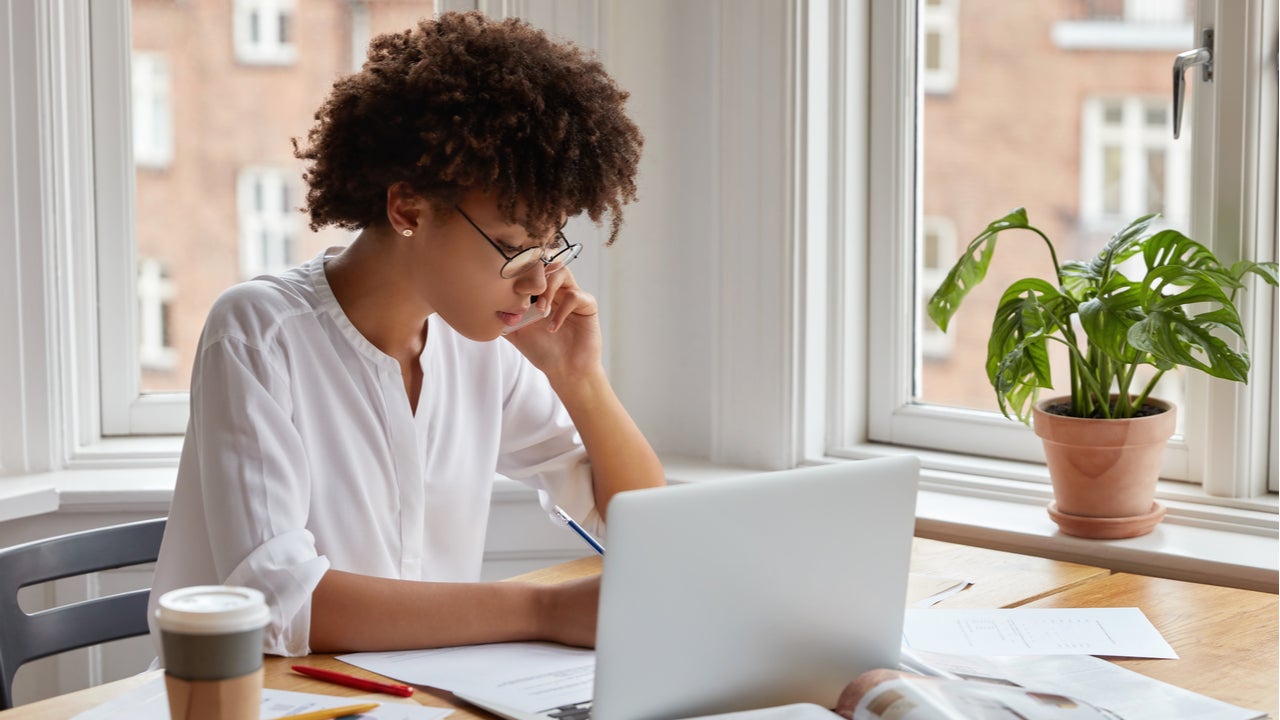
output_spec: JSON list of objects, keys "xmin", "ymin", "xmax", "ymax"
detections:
[{"xmin": 0, "ymin": 517, "xmax": 166, "ymax": 709}]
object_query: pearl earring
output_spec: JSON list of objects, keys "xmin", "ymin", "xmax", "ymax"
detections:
[{"xmin": 401, "ymin": 228, "xmax": 413, "ymax": 237}]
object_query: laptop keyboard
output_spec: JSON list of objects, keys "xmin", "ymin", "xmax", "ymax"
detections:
[{"xmin": 544, "ymin": 701, "xmax": 592, "ymax": 719}]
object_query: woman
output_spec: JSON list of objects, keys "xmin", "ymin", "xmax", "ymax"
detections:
[{"xmin": 149, "ymin": 11, "xmax": 663, "ymax": 657}]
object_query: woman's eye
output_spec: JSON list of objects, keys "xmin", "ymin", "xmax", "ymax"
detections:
[{"xmin": 501, "ymin": 244, "xmax": 522, "ymax": 255}]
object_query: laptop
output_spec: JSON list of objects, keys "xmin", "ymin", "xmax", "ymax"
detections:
[{"xmin": 455, "ymin": 455, "xmax": 920, "ymax": 720}]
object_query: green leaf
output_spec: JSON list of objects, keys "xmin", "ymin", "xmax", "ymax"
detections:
[
  {"xmin": 1122, "ymin": 262, "xmax": 1248, "ymax": 379},
  {"xmin": 1143, "ymin": 229, "xmax": 1225, "ymax": 273},
  {"xmin": 927, "ymin": 208, "xmax": 1034, "ymax": 332},
  {"xmin": 1144, "ymin": 265, "xmax": 1243, "ymax": 331},
  {"xmin": 1059, "ymin": 260, "xmax": 1099, "ymax": 301},
  {"xmin": 1129, "ymin": 309, "xmax": 1251, "ymax": 381},
  {"xmin": 1078, "ymin": 278, "xmax": 1145, "ymax": 365},
  {"xmin": 1230, "ymin": 260, "xmax": 1279, "ymax": 288},
  {"xmin": 985, "ymin": 278, "xmax": 1070, "ymax": 423},
  {"xmin": 1090, "ymin": 213, "xmax": 1160, "ymax": 277}
]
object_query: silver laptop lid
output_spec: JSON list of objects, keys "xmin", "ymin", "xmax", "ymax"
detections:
[{"xmin": 592, "ymin": 456, "xmax": 919, "ymax": 720}]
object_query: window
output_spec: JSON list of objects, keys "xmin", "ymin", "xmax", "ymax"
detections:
[
  {"xmin": 82, "ymin": 1, "xmax": 438, "ymax": 436},
  {"xmin": 130, "ymin": 52, "xmax": 172, "ymax": 169},
  {"xmin": 237, "ymin": 168, "xmax": 298, "ymax": 280},
  {"xmin": 137, "ymin": 258, "xmax": 177, "ymax": 371},
  {"xmin": 920, "ymin": 0, "xmax": 958, "ymax": 94},
  {"xmin": 919, "ymin": 216, "xmax": 956, "ymax": 359},
  {"xmin": 1081, "ymin": 97, "xmax": 1191, "ymax": 231},
  {"xmin": 233, "ymin": 0, "xmax": 297, "ymax": 66},
  {"xmin": 862, "ymin": 0, "xmax": 1277, "ymax": 499}
]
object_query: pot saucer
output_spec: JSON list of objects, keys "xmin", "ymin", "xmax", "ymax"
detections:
[{"xmin": 1047, "ymin": 501, "xmax": 1166, "ymax": 539}]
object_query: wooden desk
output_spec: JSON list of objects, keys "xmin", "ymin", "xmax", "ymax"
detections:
[
  {"xmin": 908, "ymin": 538, "xmax": 1108, "ymax": 608},
  {"xmin": 1022, "ymin": 572, "xmax": 1278, "ymax": 719},
  {"xmin": 0, "ymin": 539, "xmax": 1119, "ymax": 719}
]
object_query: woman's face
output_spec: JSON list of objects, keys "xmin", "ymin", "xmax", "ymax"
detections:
[{"xmin": 417, "ymin": 191, "xmax": 559, "ymax": 341}]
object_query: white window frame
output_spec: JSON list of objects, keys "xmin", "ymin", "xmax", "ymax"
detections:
[
  {"xmin": 237, "ymin": 167, "xmax": 299, "ymax": 280},
  {"xmin": 92, "ymin": 1, "xmax": 189, "ymax": 439},
  {"xmin": 130, "ymin": 51, "xmax": 172, "ymax": 169},
  {"xmin": 859, "ymin": 0, "xmax": 1277, "ymax": 501},
  {"xmin": 233, "ymin": 0, "xmax": 297, "ymax": 66}
]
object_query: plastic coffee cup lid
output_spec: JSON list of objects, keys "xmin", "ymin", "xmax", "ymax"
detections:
[{"xmin": 155, "ymin": 585, "xmax": 270, "ymax": 635}]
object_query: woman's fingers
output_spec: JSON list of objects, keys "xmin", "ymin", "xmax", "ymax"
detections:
[{"xmin": 547, "ymin": 287, "xmax": 597, "ymax": 332}]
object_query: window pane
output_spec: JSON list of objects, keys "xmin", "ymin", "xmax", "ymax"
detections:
[
  {"xmin": 916, "ymin": 1, "xmax": 1193, "ymax": 419},
  {"xmin": 132, "ymin": 0, "xmax": 435, "ymax": 393},
  {"xmin": 924, "ymin": 30, "xmax": 942, "ymax": 71},
  {"xmin": 1146, "ymin": 148, "xmax": 1166, "ymax": 213}
]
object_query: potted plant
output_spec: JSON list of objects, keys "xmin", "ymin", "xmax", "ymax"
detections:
[{"xmin": 927, "ymin": 208, "xmax": 1278, "ymax": 539}]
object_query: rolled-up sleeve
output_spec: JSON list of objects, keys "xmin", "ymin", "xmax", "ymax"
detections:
[
  {"xmin": 193, "ymin": 334, "xmax": 330, "ymax": 656},
  {"xmin": 494, "ymin": 356, "xmax": 604, "ymax": 538}
]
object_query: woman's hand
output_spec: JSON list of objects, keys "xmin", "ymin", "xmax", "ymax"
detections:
[{"xmin": 503, "ymin": 268, "xmax": 604, "ymax": 384}]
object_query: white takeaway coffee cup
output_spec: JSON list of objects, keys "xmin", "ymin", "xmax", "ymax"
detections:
[{"xmin": 155, "ymin": 585, "xmax": 270, "ymax": 720}]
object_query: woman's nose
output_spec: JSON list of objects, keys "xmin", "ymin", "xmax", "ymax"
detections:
[{"xmin": 513, "ymin": 263, "xmax": 548, "ymax": 296}]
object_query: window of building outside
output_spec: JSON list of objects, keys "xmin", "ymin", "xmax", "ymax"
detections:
[
  {"xmin": 137, "ymin": 258, "xmax": 177, "ymax": 372},
  {"xmin": 234, "ymin": 0, "xmax": 298, "ymax": 65},
  {"xmin": 111, "ymin": 0, "xmax": 436, "ymax": 412},
  {"xmin": 1080, "ymin": 96, "xmax": 1191, "ymax": 231},
  {"xmin": 921, "ymin": 0, "xmax": 958, "ymax": 94},
  {"xmin": 865, "ymin": 0, "xmax": 1276, "ymax": 497},
  {"xmin": 919, "ymin": 216, "xmax": 956, "ymax": 360},
  {"xmin": 237, "ymin": 168, "xmax": 299, "ymax": 280},
  {"xmin": 130, "ymin": 51, "xmax": 172, "ymax": 169}
]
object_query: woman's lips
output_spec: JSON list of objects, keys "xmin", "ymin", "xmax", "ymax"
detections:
[{"xmin": 498, "ymin": 310, "xmax": 526, "ymax": 327}]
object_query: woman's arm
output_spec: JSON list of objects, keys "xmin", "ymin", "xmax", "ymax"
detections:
[
  {"xmin": 308, "ymin": 570, "xmax": 601, "ymax": 652},
  {"xmin": 505, "ymin": 269, "xmax": 665, "ymax": 519},
  {"xmin": 546, "ymin": 368, "xmax": 665, "ymax": 519}
]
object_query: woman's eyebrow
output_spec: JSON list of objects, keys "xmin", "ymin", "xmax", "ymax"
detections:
[{"xmin": 492, "ymin": 233, "xmax": 539, "ymax": 250}]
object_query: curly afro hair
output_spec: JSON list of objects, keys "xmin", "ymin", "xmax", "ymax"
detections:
[{"xmin": 293, "ymin": 11, "xmax": 643, "ymax": 244}]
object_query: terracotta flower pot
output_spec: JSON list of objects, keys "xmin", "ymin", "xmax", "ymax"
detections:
[{"xmin": 1032, "ymin": 395, "xmax": 1176, "ymax": 539}]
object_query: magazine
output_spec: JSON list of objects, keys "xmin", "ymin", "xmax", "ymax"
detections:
[
  {"xmin": 835, "ymin": 669, "xmax": 1122, "ymax": 719},
  {"xmin": 831, "ymin": 650, "xmax": 1267, "ymax": 720}
]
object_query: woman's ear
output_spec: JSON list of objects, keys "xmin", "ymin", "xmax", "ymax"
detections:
[{"xmin": 386, "ymin": 182, "xmax": 428, "ymax": 237}]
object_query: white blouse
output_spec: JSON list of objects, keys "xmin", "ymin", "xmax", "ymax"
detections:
[{"xmin": 148, "ymin": 251, "xmax": 602, "ymax": 656}]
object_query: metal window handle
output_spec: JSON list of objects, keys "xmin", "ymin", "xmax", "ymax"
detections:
[{"xmin": 1172, "ymin": 28, "xmax": 1213, "ymax": 139}]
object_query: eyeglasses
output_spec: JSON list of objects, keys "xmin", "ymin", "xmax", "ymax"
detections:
[{"xmin": 455, "ymin": 206, "xmax": 582, "ymax": 279}]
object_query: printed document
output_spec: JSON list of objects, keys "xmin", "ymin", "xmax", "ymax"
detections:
[
  {"xmin": 71, "ymin": 674, "xmax": 451, "ymax": 719},
  {"xmin": 903, "ymin": 607, "xmax": 1177, "ymax": 658},
  {"xmin": 340, "ymin": 642, "xmax": 595, "ymax": 714}
]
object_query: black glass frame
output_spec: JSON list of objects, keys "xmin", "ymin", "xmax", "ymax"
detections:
[{"xmin": 455, "ymin": 206, "xmax": 581, "ymax": 279}]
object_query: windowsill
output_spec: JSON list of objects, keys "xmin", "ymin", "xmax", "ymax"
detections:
[
  {"xmin": 1050, "ymin": 20, "xmax": 1195, "ymax": 51},
  {"xmin": 662, "ymin": 452, "xmax": 1278, "ymax": 593},
  {"xmin": 2, "ymin": 452, "xmax": 1275, "ymax": 592}
]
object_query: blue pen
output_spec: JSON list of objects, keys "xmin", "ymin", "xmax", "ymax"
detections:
[{"xmin": 552, "ymin": 505, "xmax": 606, "ymax": 555}]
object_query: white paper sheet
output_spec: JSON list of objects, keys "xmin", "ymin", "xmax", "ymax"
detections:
[
  {"xmin": 907, "ymin": 574, "xmax": 974, "ymax": 608},
  {"xmin": 70, "ymin": 675, "xmax": 452, "ymax": 720},
  {"xmin": 903, "ymin": 607, "xmax": 1178, "ymax": 658},
  {"xmin": 339, "ymin": 642, "xmax": 596, "ymax": 714}
]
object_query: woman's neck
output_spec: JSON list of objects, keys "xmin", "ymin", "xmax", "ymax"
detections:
[{"xmin": 324, "ymin": 228, "xmax": 432, "ymax": 361}]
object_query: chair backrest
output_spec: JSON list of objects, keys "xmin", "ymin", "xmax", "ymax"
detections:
[{"xmin": 0, "ymin": 517, "xmax": 166, "ymax": 709}]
